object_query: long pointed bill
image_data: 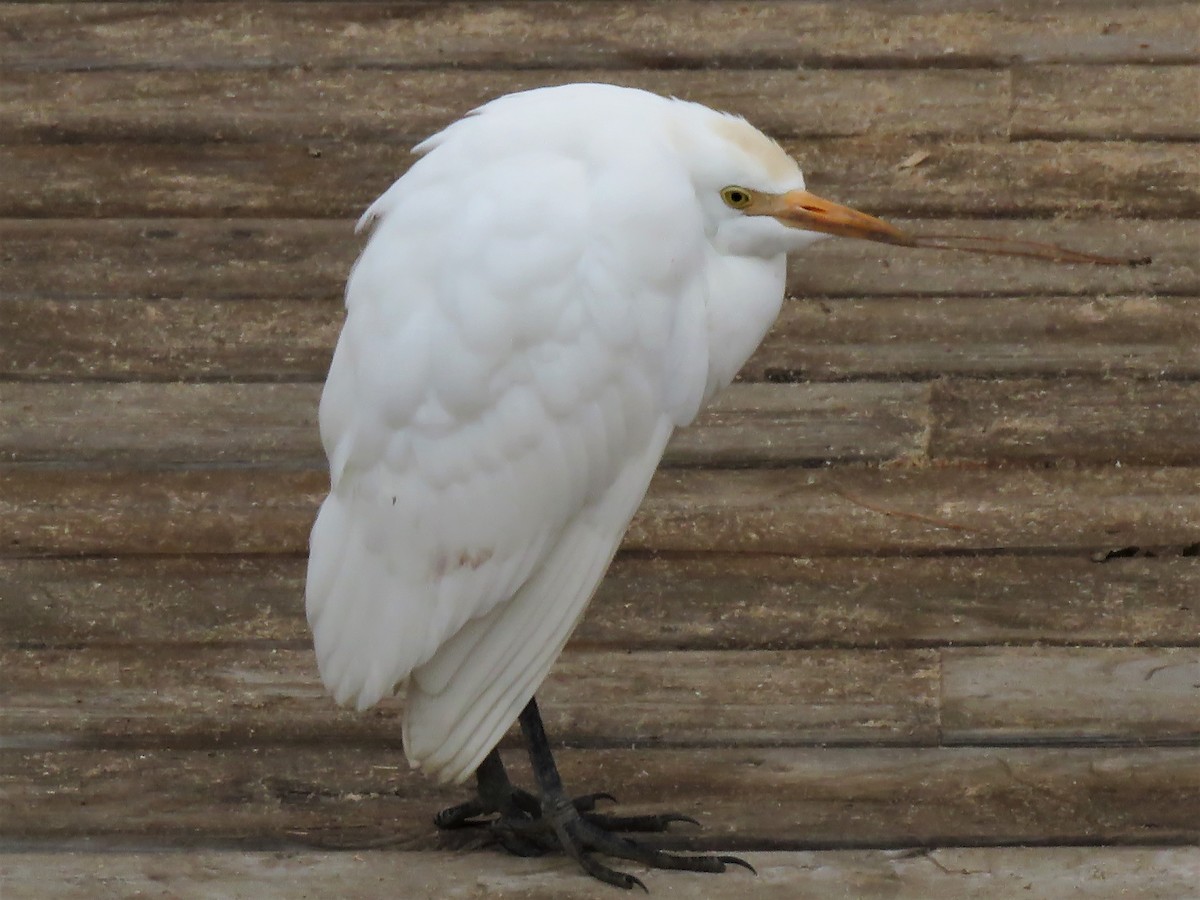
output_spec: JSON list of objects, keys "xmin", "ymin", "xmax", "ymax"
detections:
[
  {"xmin": 765, "ymin": 189, "xmax": 910, "ymax": 245},
  {"xmin": 764, "ymin": 188, "xmax": 1149, "ymax": 267}
]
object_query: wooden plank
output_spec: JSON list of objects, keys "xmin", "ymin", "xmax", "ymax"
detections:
[
  {"xmin": 6, "ymin": 1, "xmax": 1194, "ymax": 71},
  {"xmin": 0, "ymin": 646, "xmax": 939, "ymax": 749},
  {"xmin": 7, "ymin": 644, "xmax": 1198, "ymax": 749},
  {"xmin": 944, "ymin": 647, "xmax": 1200, "ymax": 744},
  {"xmin": 1013, "ymin": 66, "xmax": 1200, "ymax": 140},
  {"xmin": 4, "ymin": 745, "xmax": 1196, "ymax": 847},
  {"xmin": 8, "ymin": 294, "xmax": 1200, "ymax": 383},
  {"xmin": 0, "ymin": 68, "xmax": 1008, "ymax": 144},
  {"xmin": 0, "ymin": 220, "xmax": 349, "ymax": 302},
  {"xmin": 931, "ymin": 378, "xmax": 1200, "ymax": 465},
  {"xmin": 630, "ymin": 467, "xmax": 1200, "ymax": 557},
  {"xmin": 6, "ymin": 139, "xmax": 1198, "ymax": 219},
  {"xmin": 745, "ymin": 295, "xmax": 1200, "ymax": 381},
  {"xmin": 0, "ymin": 382, "xmax": 931, "ymax": 468},
  {"xmin": 3, "ymin": 555, "xmax": 1199, "ymax": 651},
  {"xmin": 3, "ymin": 465, "xmax": 1198, "ymax": 558},
  {"xmin": 4, "ymin": 848, "xmax": 1200, "ymax": 900},
  {"xmin": 0, "ymin": 219, "xmax": 1189, "ymax": 302},
  {"xmin": 0, "ymin": 298, "xmax": 342, "ymax": 381}
]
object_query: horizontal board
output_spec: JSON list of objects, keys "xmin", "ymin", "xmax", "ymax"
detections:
[
  {"xmin": 5, "ymin": 745, "xmax": 1197, "ymax": 847},
  {"xmin": 0, "ymin": 69, "xmax": 1007, "ymax": 144},
  {"xmin": 748, "ymin": 294, "xmax": 1200, "ymax": 381},
  {"xmin": 6, "ymin": 2, "xmax": 1194, "ymax": 71},
  {"xmin": 6, "ymin": 644, "xmax": 1197, "ymax": 750},
  {"xmin": 5, "ymin": 848, "xmax": 1200, "ymax": 900},
  {"xmin": 0, "ymin": 297, "xmax": 341, "ymax": 381},
  {"xmin": 931, "ymin": 379, "xmax": 1200, "ymax": 464},
  {"xmin": 944, "ymin": 647, "xmax": 1200, "ymax": 744},
  {"xmin": 1013, "ymin": 66, "xmax": 1200, "ymax": 140},
  {"xmin": 0, "ymin": 382, "xmax": 931, "ymax": 467},
  {"xmin": 2, "ymin": 465, "xmax": 1198, "ymax": 558},
  {"xmin": 6, "ymin": 139, "xmax": 1198, "ymax": 219},
  {"xmin": 0, "ymin": 646, "xmax": 939, "ymax": 750},
  {"xmin": 0, "ymin": 218, "xmax": 1187, "ymax": 302},
  {"xmin": 8, "ymin": 295, "xmax": 1200, "ymax": 383},
  {"xmin": 630, "ymin": 468, "xmax": 1200, "ymax": 557},
  {"xmin": 3, "ymin": 555, "xmax": 1199, "ymax": 650}
]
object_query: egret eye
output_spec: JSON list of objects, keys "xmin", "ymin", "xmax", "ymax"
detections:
[{"xmin": 720, "ymin": 186, "xmax": 754, "ymax": 210}]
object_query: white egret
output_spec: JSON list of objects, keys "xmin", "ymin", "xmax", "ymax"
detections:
[{"xmin": 305, "ymin": 83, "xmax": 1139, "ymax": 888}]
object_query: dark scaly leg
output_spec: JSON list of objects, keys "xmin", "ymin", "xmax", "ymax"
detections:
[{"xmin": 518, "ymin": 697, "xmax": 755, "ymax": 890}]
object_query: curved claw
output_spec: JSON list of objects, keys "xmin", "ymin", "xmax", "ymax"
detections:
[
  {"xmin": 573, "ymin": 791, "xmax": 617, "ymax": 812},
  {"xmin": 719, "ymin": 854, "xmax": 757, "ymax": 875},
  {"xmin": 665, "ymin": 814, "xmax": 701, "ymax": 829},
  {"xmin": 627, "ymin": 873, "xmax": 648, "ymax": 893}
]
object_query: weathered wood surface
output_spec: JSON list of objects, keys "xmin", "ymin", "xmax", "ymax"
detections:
[
  {"xmin": 5, "ymin": 746, "xmax": 1197, "ymax": 847},
  {"xmin": 8, "ymin": 295, "xmax": 1200, "ymax": 382},
  {"xmin": 0, "ymin": 382, "xmax": 931, "ymax": 467},
  {"xmin": 1, "ymin": 646, "xmax": 941, "ymax": 749},
  {"xmin": 3, "ymin": 465, "xmax": 1199, "ymax": 558},
  {"xmin": 0, "ymin": 218, "xmax": 1185, "ymax": 302},
  {"xmin": 1013, "ymin": 65, "xmax": 1200, "ymax": 140},
  {"xmin": 8, "ymin": 378, "xmax": 1200, "ymax": 467},
  {"xmin": 4, "ymin": 848, "xmax": 1200, "ymax": 900},
  {"xmin": 930, "ymin": 379, "xmax": 1200, "ymax": 464},
  {"xmin": 942, "ymin": 647, "xmax": 1200, "ymax": 744},
  {"xmin": 750, "ymin": 295, "xmax": 1200, "ymax": 381},
  {"xmin": 8, "ymin": 139, "xmax": 1198, "ymax": 219},
  {"xmin": 0, "ymin": 69, "xmax": 1010, "ymax": 144},
  {"xmin": 6, "ymin": 643, "xmax": 1198, "ymax": 750},
  {"xmin": 5, "ymin": 555, "xmax": 1198, "ymax": 651},
  {"xmin": 5, "ymin": 1, "xmax": 1195, "ymax": 71}
]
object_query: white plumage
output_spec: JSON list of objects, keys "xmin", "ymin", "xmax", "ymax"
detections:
[{"xmin": 305, "ymin": 83, "xmax": 902, "ymax": 784}]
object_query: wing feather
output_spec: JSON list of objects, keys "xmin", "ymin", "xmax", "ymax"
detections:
[{"xmin": 306, "ymin": 99, "xmax": 711, "ymax": 777}]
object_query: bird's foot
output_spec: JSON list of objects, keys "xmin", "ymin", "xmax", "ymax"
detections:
[
  {"xmin": 519, "ymin": 793, "xmax": 755, "ymax": 891},
  {"xmin": 515, "ymin": 698, "xmax": 754, "ymax": 890}
]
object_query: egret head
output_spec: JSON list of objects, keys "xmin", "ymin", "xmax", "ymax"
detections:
[{"xmin": 672, "ymin": 105, "xmax": 906, "ymax": 259}]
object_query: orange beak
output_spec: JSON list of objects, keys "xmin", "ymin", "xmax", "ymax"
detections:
[{"xmin": 763, "ymin": 189, "xmax": 909, "ymax": 246}]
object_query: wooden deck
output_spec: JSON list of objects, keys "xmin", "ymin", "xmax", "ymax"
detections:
[{"xmin": 2, "ymin": 2, "xmax": 1198, "ymax": 896}]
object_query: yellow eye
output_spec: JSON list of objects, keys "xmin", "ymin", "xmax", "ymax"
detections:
[{"xmin": 720, "ymin": 186, "xmax": 754, "ymax": 210}]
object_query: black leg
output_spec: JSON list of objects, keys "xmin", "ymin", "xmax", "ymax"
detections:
[{"xmin": 517, "ymin": 696, "xmax": 755, "ymax": 891}]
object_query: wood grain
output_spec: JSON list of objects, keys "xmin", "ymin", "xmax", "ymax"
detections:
[
  {"xmin": 0, "ymin": 69, "xmax": 1007, "ymax": 144},
  {"xmin": 0, "ymin": 382, "xmax": 931, "ymax": 467},
  {"xmin": 943, "ymin": 647, "xmax": 1200, "ymax": 744},
  {"xmin": 6, "ymin": 1, "xmax": 1193, "ymax": 71},
  {"xmin": 747, "ymin": 295, "xmax": 1200, "ymax": 381},
  {"xmin": 0, "ymin": 645, "xmax": 940, "ymax": 749},
  {"xmin": 931, "ymin": 378, "xmax": 1200, "ymax": 464},
  {"xmin": 5, "ymin": 555, "xmax": 1198, "ymax": 651},
  {"xmin": 6, "ymin": 643, "xmax": 1197, "ymax": 749},
  {"xmin": 5, "ymin": 139, "xmax": 1197, "ymax": 219},
  {"xmin": 8, "ymin": 295, "xmax": 1200, "ymax": 382},
  {"xmin": 4, "ymin": 848, "xmax": 1199, "ymax": 900},
  {"xmin": 5, "ymin": 746, "xmax": 1196, "ymax": 847},
  {"xmin": 0, "ymin": 218, "xmax": 1186, "ymax": 302},
  {"xmin": 2, "ymin": 465, "xmax": 1198, "ymax": 558},
  {"xmin": 1013, "ymin": 65, "xmax": 1200, "ymax": 140}
]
